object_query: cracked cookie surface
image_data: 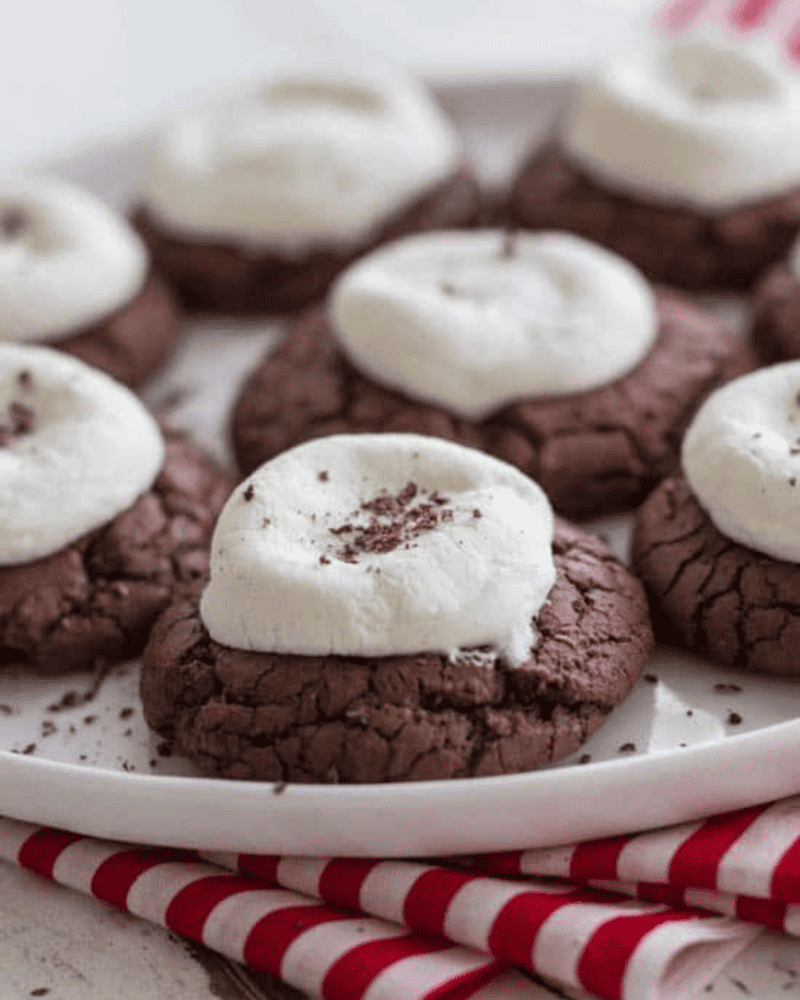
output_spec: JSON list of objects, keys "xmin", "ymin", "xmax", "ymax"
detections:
[
  {"xmin": 132, "ymin": 167, "xmax": 480, "ymax": 315},
  {"xmin": 231, "ymin": 290, "xmax": 755, "ymax": 520},
  {"xmin": 57, "ymin": 270, "xmax": 180, "ymax": 388},
  {"xmin": 509, "ymin": 144, "xmax": 800, "ymax": 292},
  {"xmin": 0, "ymin": 427, "xmax": 232, "ymax": 674},
  {"xmin": 632, "ymin": 473, "xmax": 800, "ymax": 675},
  {"xmin": 140, "ymin": 520, "xmax": 653, "ymax": 783}
]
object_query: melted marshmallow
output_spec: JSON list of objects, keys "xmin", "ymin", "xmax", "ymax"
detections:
[
  {"xmin": 142, "ymin": 70, "xmax": 460, "ymax": 250},
  {"xmin": 565, "ymin": 35, "xmax": 800, "ymax": 209},
  {"xmin": 0, "ymin": 344, "xmax": 164, "ymax": 564},
  {"xmin": 200, "ymin": 434, "xmax": 556, "ymax": 663},
  {"xmin": 330, "ymin": 230, "xmax": 657, "ymax": 419},
  {"xmin": 0, "ymin": 178, "xmax": 148, "ymax": 343},
  {"xmin": 683, "ymin": 361, "xmax": 800, "ymax": 562}
]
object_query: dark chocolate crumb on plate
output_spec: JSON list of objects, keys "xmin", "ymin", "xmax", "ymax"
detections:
[
  {"xmin": 119, "ymin": 707, "xmax": 134, "ymax": 719},
  {"xmin": 318, "ymin": 470, "xmax": 329, "ymax": 482},
  {"xmin": 728, "ymin": 712, "xmax": 743, "ymax": 725},
  {"xmin": 644, "ymin": 674, "xmax": 658, "ymax": 684},
  {"xmin": 579, "ymin": 754, "xmax": 591, "ymax": 764},
  {"xmin": 273, "ymin": 781, "xmax": 288, "ymax": 794},
  {"xmin": 243, "ymin": 485, "xmax": 255, "ymax": 501},
  {"xmin": 619, "ymin": 742, "xmax": 636, "ymax": 753}
]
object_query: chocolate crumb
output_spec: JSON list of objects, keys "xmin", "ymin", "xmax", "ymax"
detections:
[
  {"xmin": 429, "ymin": 490, "xmax": 449, "ymax": 505},
  {"xmin": 791, "ymin": 479, "xmax": 797, "ymax": 487},
  {"xmin": 0, "ymin": 704, "xmax": 12, "ymax": 715},
  {"xmin": 499, "ymin": 226, "xmax": 518, "ymax": 259},
  {"xmin": 30, "ymin": 989, "xmax": 50, "ymax": 997},
  {"xmin": 472, "ymin": 509, "xmax": 482, "ymax": 518},
  {"xmin": 679, "ymin": 742, "xmax": 687, "ymax": 747},
  {"xmin": 40, "ymin": 720, "xmax": 56, "ymax": 737},
  {"xmin": 119, "ymin": 707, "xmax": 134, "ymax": 719},
  {"xmin": 644, "ymin": 673, "xmax": 658, "ymax": 684},
  {"xmin": 319, "ymin": 555, "xmax": 330, "ymax": 565},
  {"xmin": 9, "ymin": 400, "xmax": 36, "ymax": 434},
  {"xmin": 79, "ymin": 754, "xmax": 87, "ymax": 761},
  {"xmin": 272, "ymin": 780, "xmax": 288, "ymax": 794},
  {"xmin": 686, "ymin": 710, "xmax": 693, "ymax": 716},
  {"xmin": 728, "ymin": 712, "xmax": 743, "ymax": 725},
  {"xmin": 714, "ymin": 683, "xmax": 742, "ymax": 693},
  {"xmin": 123, "ymin": 728, "xmax": 132, "ymax": 737},
  {"xmin": 17, "ymin": 370, "xmax": 33, "ymax": 393},
  {"xmin": 752, "ymin": 432, "xmax": 762, "ymax": 439},
  {"xmin": 619, "ymin": 742, "xmax": 636, "ymax": 753},
  {"xmin": 317, "ymin": 471, "xmax": 329, "ymax": 482},
  {"xmin": 83, "ymin": 715, "xmax": 97, "ymax": 725},
  {"xmin": 330, "ymin": 523, "xmax": 354, "ymax": 535},
  {"xmin": 579, "ymin": 754, "xmax": 591, "ymax": 764},
  {"xmin": 261, "ymin": 517, "xmax": 271, "ymax": 527},
  {"xmin": 243, "ymin": 484, "xmax": 255, "ymax": 502},
  {"xmin": 0, "ymin": 207, "xmax": 27, "ymax": 239},
  {"xmin": 791, "ymin": 449, "xmax": 800, "ymax": 456},
  {"xmin": 730, "ymin": 979, "xmax": 750, "ymax": 994},
  {"xmin": 21, "ymin": 743, "xmax": 36, "ymax": 755}
]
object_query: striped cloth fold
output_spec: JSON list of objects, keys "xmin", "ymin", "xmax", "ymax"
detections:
[
  {"xmin": 0, "ymin": 814, "xmax": 758, "ymax": 1000},
  {"xmin": 468, "ymin": 796, "xmax": 800, "ymax": 936}
]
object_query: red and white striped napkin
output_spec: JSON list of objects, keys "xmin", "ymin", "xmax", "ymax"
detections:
[{"xmin": 0, "ymin": 801, "xmax": 786, "ymax": 1000}]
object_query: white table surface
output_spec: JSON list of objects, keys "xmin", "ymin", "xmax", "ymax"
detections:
[{"xmin": 4, "ymin": 1, "xmax": 800, "ymax": 996}]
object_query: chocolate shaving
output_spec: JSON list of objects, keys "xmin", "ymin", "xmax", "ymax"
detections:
[
  {"xmin": 242, "ymin": 484, "xmax": 255, "ymax": 501},
  {"xmin": 317, "ymin": 470, "xmax": 329, "ymax": 482},
  {"xmin": 328, "ymin": 481, "xmax": 455, "ymax": 564},
  {"xmin": 0, "ymin": 398, "xmax": 37, "ymax": 447},
  {"xmin": 0, "ymin": 207, "xmax": 27, "ymax": 240}
]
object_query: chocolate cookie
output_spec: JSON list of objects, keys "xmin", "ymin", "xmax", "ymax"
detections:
[
  {"xmin": 132, "ymin": 167, "xmax": 481, "ymax": 315},
  {"xmin": 57, "ymin": 270, "xmax": 180, "ymax": 388},
  {"xmin": 751, "ymin": 263, "xmax": 800, "ymax": 364},
  {"xmin": 0, "ymin": 427, "xmax": 232, "ymax": 674},
  {"xmin": 231, "ymin": 291, "xmax": 755, "ymax": 520},
  {"xmin": 140, "ymin": 519, "xmax": 653, "ymax": 783},
  {"xmin": 508, "ymin": 144, "xmax": 800, "ymax": 292},
  {"xmin": 632, "ymin": 473, "xmax": 800, "ymax": 675}
]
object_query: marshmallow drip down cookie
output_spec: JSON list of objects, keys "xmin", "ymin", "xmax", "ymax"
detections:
[
  {"xmin": 141, "ymin": 435, "xmax": 653, "ymax": 782},
  {"xmin": 633, "ymin": 362, "xmax": 800, "ymax": 675},
  {"xmin": 0, "ymin": 345, "xmax": 232, "ymax": 674},
  {"xmin": 509, "ymin": 37, "xmax": 800, "ymax": 291},
  {"xmin": 232, "ymin": 230, "xmax": 755, "ymax": 519},
  {"xmin": 133, "ymin": 70, "xmax": 480, "ymax": 313},
  {"xmin": 0, "ymin": 179, "xmax": 179, "ymax": 387}
]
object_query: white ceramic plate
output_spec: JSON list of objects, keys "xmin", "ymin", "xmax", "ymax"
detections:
[{"xmin": 2, "ymin": 80, "xmax": 800, "ymax": 857}]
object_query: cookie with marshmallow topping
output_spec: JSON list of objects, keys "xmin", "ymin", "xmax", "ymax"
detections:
[
  {"xmin": 0, "ymin": 344, "xmax": 231, "ymax": 674},
  {"xmin": 633, "ymin": 361, "xmax": 800, "ymax": 674},
  {"xmin": 231, "ymin": 229, "xmax": 755, "ymax": 519},
  {"xmin": 132, "ymin": 69, "xmax": 479, "ymax": 314},
  {"xmin": 0, "ymin": 178, "xmax": 179, "ymax": 386},
  {"xmin": 141, "ymin": 434, "xmax": 652, "ymax": 783},
  {"xmin": 509, "ymin": 35, "xmax": 800, "ymax": 291}
]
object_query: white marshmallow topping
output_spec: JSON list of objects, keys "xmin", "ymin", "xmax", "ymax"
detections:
[
  {"xmin": 0, "ymin": 178, "xmax": 148, "ymax": 343},
  {"xmin": 565, "ymin": 35, "xmax": 800, "ymax": 209},
  {"xmin": 683, "ymin": 361, "xmax": 800, "ymax": 562},
  {"xmin": 200, "ymin": 434, "xmax": 556, "ymax": 664},
  {"xmin": 142, "ymin": 70, "xmax": 460, "ymax": 250},
  {"xmin": 330, "ymin": 230, "xmax": 657, "ymax": 419},
  {"xmin": 0, "ymin": 344, "xmax": 164, "ymax": 564}
]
